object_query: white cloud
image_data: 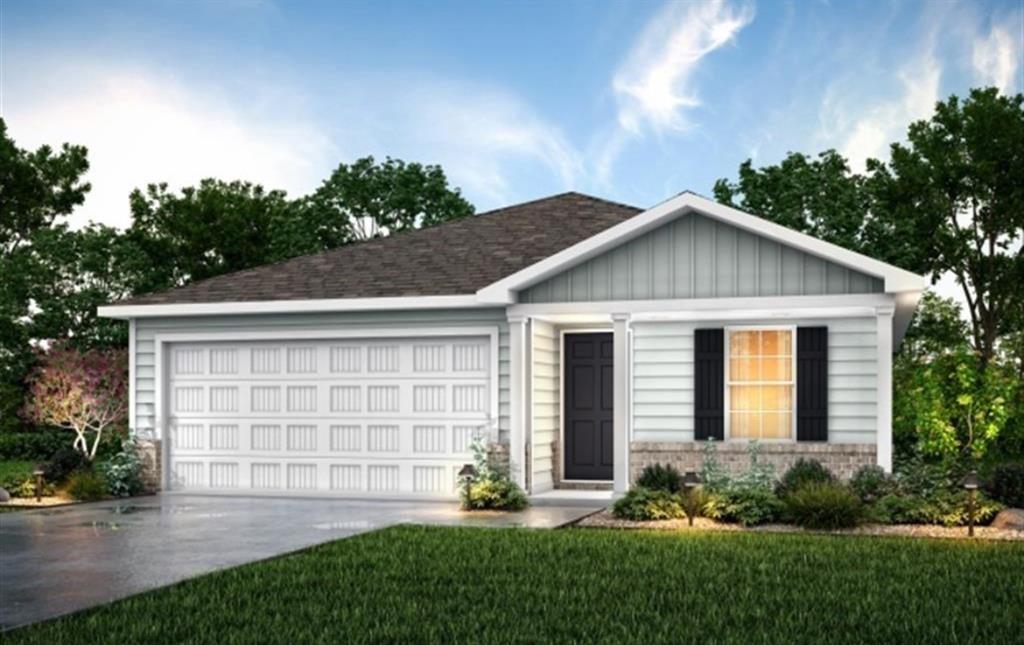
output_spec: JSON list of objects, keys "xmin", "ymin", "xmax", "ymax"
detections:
[
  {"xmin": 819, "ymin": 50, "xmax": 941, "ymax": 173},
  {"xmin": 612, "ymin": 0, "xmax": 754, "ymax": 135},
  {"xmin": 5, "ymin": 64, "xmax": 338, "ymax": 230},
  {"xmin": 972, "ymin": 22, "xmax": 1020, "ymax": 93},
  {"xmin": 4, "ymin": 58, "xmax": 582, "ymax": 223}
]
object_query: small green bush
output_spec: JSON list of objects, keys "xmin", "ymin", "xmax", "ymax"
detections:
[
  {"xmin": 0, "ymin": 460, "xmax": 36, "ymax": 493},
  {"xmin": 612, "ymin": 488, "xmax": 684, "ymax": 521},
  {"xmin": 636, "ymin": 463, "xmax": 683, "ymax": 493},
  {"xmin": 65, "ymin": 470, "xmax": 108, "ymax": 501},
  {"xmin": 986, "ymin": 462, "xmax": 1024, "ymax": 508},
  {"xmin": 785, "ymin": 482, "xmax": 864, "ymax": 530},
  {"xmin": 44, "ymin": 447, "xmax": 90, "ymax": 484},
  {"xmin": 776, "ymin": 459, "xmax": 834, "ymax": 497},
  {"xmin": 850, "ymin": 465, "xmax": 895, "ymax": 503},
  {"xmin": 97, "ymin": 443, "xmax": 143, "ymax": 497},
  {"xmin": 872, "ymin": 491, "xmax": 1003, "ymax": 527},
  {"xmin": 707, "ymin": 485, "xmax": 784, "ymax": 527},
  {"xmin": 461, "ymin": 477, "xmax": 528, "ymax": 511}
]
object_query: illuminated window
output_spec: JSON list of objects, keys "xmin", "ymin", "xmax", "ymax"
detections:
[{"xmin": 727, "ymin": 329, "xmax": 793, "ymax": 440}]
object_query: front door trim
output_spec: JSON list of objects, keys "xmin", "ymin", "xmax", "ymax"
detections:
[{"xmin": 559, "ymin": 329, "xmax": 615, "ymax": 483}]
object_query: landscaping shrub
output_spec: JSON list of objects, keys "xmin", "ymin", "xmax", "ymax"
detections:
[
  {"xmin": 776, "ymin": 459, "xmax": 834, "ymax": 497},
  {"xmin": 893, "ymin": 455, "xmax": 953, "ymax": 498},
  {"xmin": 785, "ymin": 482, "xmax": 863, "ymax": 530},
  {"xmin": 612, "ymin": 488, "xmax": 684, "ymax": 521},
  {"xmin": 65, "ymin": 470, "xmax": 108, "ymax": 501},
  {"xmin": 636, "ymin": 463, "xmax": 683, "ymax": 493},
  {"xmin": 706, "ymin": 485, "xmax": 784, "ymax": 527},
  {"xmin": 458, "ymin": 437, "xmax": 528, "ymax": 511},
  {"xmin": 0, "ymin": 460, "xmax": 36, "ymax": 496},
  {"xmin": 461, "ymin": 477, "xmax": 528, "ymax": 511},
  {"xmin": 44, "ymin": 447, "xmax": 90, "ymax": 484},
  {"xmin": 986, "ymin": 462, "xmax": 1024, "ymax": 507},
  {"xmin": 0, "ymin": 430, "xmax": 67, "ymax": 461},
  {"xmin": 871, "ymin": 490, "xmax": 1003, "ymax": 527},
  {"xmin": 97, "ymin": 442, "xmax": 143, "ymax": 497},
  {"xmin": 850, "ymin": 465, "xmax": 895, "ymax": 503}
]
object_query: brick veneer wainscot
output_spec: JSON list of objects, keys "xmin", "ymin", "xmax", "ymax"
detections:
[{"xmin": 629, "ymin": 442, "xmax": 877, "ymax": 483}]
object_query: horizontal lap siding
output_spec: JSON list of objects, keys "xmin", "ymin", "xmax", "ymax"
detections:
[
  {"xmin": 521, "ymin": 214, "xmax": 884, "ymax": 303},
  {"xmin": 631, "ymin": 317, "xmax": 877, "ymax": 444},
  {"xmin": 531, "ymin": 321, "xmax": 559, "ymax": 492},
  {"xmin": 133, "ymin": 309, "xmax": 510, "ymax": 444}
]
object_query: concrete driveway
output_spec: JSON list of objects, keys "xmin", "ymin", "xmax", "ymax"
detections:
[{"xmin": 0, "ymin": 495, "xmax": 601, "ymax": 629}]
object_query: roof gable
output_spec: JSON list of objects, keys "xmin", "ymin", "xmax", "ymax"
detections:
[
  {"xmin": 478, "ymin": 192, "xmax": 925, "ymax": 303},
  {"xmin": 520, "ymin": 212, "xmax": 884, "ymax": 304}
]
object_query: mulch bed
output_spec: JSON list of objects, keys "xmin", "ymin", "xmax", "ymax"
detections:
[
  {"xmin": 578, "ymin": 509, "xmax": 1024, "ymax": 541},
  {"xmin": 0, "ymin": 496, "xmax": 80, "ymax": 510}
]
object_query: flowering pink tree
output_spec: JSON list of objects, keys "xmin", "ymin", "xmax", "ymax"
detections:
[{"xmin": 23, "ymin": 345, "xmax": 129, "ymax": 460}]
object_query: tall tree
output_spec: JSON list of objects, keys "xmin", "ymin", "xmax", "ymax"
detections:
[
  {"xmin": 0, "ymin": 118, "xmax": 92, "ymax": 432},
  {"xmin": 868, "ymin": 88, "xmax": 1024, "ymax": 366},
  {"xmin": 127, "ymin": 179, "xmax": 299, "ymax": 289},
  {"xmin": 302, "ymin": 156, "xmax": 474, "ymax": 245},
  {"xmin": 713, "ymin": 150, "xmax": 874, "ymax": 259}
]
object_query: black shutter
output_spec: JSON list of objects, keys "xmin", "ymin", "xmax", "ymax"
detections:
[
  {"xmin": 694, "ymin": 328, "xmax": 724, "ymax": 441},
  {"xmin": 797, "ymin": 326, "xmax": 828, "ymax": 441}
]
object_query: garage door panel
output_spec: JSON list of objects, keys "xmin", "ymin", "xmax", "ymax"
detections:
[{"xmin": 166, "ymin": 336, "xmax": 492, "ymax": 498}]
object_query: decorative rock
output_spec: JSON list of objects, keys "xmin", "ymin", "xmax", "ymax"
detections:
[
  {"xmin": 0, "ymin": 488, "xmax": 10, "ymax": 503},
  {"xmin": 990, "ymin": 508, "xmax": 1024, "ymax": 531}
]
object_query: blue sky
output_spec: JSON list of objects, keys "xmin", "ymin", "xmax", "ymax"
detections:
[{"xmin": 2, "ymin": 0, "xmax": 1022, "ymax": 230}]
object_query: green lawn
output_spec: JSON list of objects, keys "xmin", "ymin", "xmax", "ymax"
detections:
[{"xmin": 7, "ymin": 526, "xmax": 1024, "ymax": 644}]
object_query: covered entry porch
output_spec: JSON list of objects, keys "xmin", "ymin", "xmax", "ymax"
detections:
[{"xmin": 507, "ymin": 312, "xmax": 632, "ymax": 495}]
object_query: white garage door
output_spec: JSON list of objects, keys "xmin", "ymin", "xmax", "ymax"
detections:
[{"xmin": 165, "ymin": 335, "xmax": 493, "ymax": 498}]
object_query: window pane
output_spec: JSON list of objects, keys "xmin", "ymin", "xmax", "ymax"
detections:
[
  {"xmin": 760, "ymin": 330, "xmax": 792, "ymax": 356},
  {"xmin": 761, "ymin": 385, "xmax": 792, "ymax": 411},
  {"xmin": 762, "ymin": 412, "xmax": 792, "ymax": 439},
  {"xmin": 730, "ymin": 331, "xmax": 759, "ymax": 357},
  {"xmin": 730, "ymin": 385, "xmax": 760, "ymax": 411},
  {"xmin": 729, "ymin": 358, "xmax": 760, "ymax": 382},
  {"xmin": 760, "ymin": 357, "xmax": 791, "ymax": 381},
  {"xmin": 731, "ymin": 412, "xmax": 760, "ymax": 439}
]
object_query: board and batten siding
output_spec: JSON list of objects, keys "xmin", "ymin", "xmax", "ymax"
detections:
[
  {"xmin": 631, "ymin": 317, "xmax": 878, "ymax": 444},
  {"xmin": 530, "ymin": 320, "xmax": 559, "ymax": 493},
  {"xmin": 132, "ymin": 308, "xmax": 511, "ymax": 444},
  {"xmin": 521, "ymin": 213, "xmax": 884, "ymax": 303}
]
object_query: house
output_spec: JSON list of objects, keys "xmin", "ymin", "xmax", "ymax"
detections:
[{"xmin": 99, "ymin": 191, "xmax": 925, "ymax": 497}]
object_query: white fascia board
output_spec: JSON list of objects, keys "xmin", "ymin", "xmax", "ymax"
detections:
[
  {"xmin": 98, "ymin": 294, "xmax": 485, "ymax": 319},
  {"xmin": 508, "ymin": 293, "xmax": 896, "ymax": 318},
  {"xmin": 476, "ymin": 192, "xmax": 927, "ymax": 302}
]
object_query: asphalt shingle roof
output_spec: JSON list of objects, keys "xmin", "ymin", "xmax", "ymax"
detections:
[{"xmin": 119, "ymin": 192, "xmax": 643, "ymax": 305}]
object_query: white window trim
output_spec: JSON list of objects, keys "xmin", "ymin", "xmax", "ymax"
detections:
[{"xmin": 723, "ymin": 325, "xmax": 798, "ymax": 443}]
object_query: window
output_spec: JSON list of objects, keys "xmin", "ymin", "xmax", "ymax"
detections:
[{"xmin": 727, "ymin": 328, "xmax": 794, "ymax": 440}]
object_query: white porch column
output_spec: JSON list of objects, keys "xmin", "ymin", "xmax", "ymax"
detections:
[
  {"xmin": 612, "ymin": 313, "xmax": 631, "ymax": 493},
  {"xmin": 508, "ymin": 315, "xmax": 529, "ymax": 488},
  {"xmin": 876, "ymin": 305, "xmax": 894, "ymax": 472}
]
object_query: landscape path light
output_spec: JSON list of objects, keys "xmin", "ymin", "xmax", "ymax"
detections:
[
  {"xmin": 33, "ymin": 464, "xmax": 45, "ymax": 503},
  {"xmin": 961, "ymin": 471, "xmax": 980, "ymax": 538},
  {"xmin": 682, "ymin": 471, "xmax": 702, "ymax": 527},
  {"xmin": 458, "ymin": 464, "xmax": 478, "ymax": 505}
]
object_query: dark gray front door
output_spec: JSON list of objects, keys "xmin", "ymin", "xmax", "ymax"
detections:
[{"xmin": 563, "ymin": 333, "xmax": 613, "ymax": 481}]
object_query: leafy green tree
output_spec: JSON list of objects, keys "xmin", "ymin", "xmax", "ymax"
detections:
[
  {"xmin": 127, "ymin": 180, "xmax": 299, "ymax": 288},
  {"xmin": 713, "ymin": 150, "xmax": 874, "ymax": 259},
  {"xmin": 903, "ymin": 348, "xmax": 1012, "ymax": 467},
  {"xmin": 868, "ymin": 88, "xmax": 1024, "ymax": 366},
  {"xmin": 0, "ymin": 118, "xmax": 92, "ymax": 433},
  {"xmin": 302, "ymin": 156, "xmax": 474, "ymax": 245}
]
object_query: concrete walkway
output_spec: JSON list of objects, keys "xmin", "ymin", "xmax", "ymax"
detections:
[{"xmin": 0, "ymin": 494, "xmax": 602, "ymax": 629}]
